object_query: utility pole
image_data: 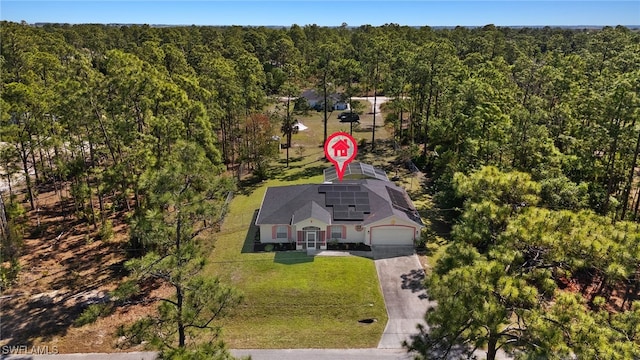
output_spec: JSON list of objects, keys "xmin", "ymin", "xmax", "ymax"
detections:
[
  {"xmin": 323, "ymin": 69, "xmax": 328, "ymax": 149},
  {"xmin": 371, "ymin": 60, "xmax": 379, "ymax": 150},
  {"xmin": 286, "ymin": 95, "xmax": 291, "ymax": 168}
]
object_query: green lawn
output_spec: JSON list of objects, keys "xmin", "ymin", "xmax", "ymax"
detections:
[{"xmin": 203, "ymin": 110, "xmax": 392, "ymax": 348}]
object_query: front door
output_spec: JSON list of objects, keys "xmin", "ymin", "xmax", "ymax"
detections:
[
  {"xmin": 306, "ymin": 231, "xmax": 316, "ymax": 249},
  {"xmin": 303, "ymin": 226, "xmax": 321, "ymax": 250}
]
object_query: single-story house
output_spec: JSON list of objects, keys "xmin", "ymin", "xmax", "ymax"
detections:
[
  {"xmin": 301, "ymin": 89, "xmax": 349, "ymax": 111},
  {"xmin": 255, "ymin": 179, "xmax": 423, "ymax": 250}
]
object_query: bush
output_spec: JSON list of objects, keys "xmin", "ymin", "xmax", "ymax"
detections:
[
  {"xmin": 74, "ymin": 303, "xmax": 113, "ymax": 327},
  {"xmin": 97, "ymin": 219, "xmax": 114, "ymax": 241},
  {"xmin": 416, "ymin": 229, "xmax": 429, "ymax": 250},
  {"xmin": 0, "ymin": 259, "xmax": 20, "ymax": 291},
  {"xmin": 1, "ymin": 200, "xmax": 25, "ymax": 289}
]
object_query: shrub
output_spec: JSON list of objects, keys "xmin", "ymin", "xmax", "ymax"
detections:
[
  {"xmin": 1, "ymin": 201, "xmax": 25, "ymax": 289},
  {"xmin": 74, "ymin": 303, "xmax": 113, "ymax": 327},
  {"xmin": 416, "ymin": 229, "xmax": 429, "ymax": 250},
  {"xmin": 97, "ymin": 219, "xmax": 114, "ymax": 241},
  {"xmin": 0, "ymin": 259, "xmax": 20, "ymax": 291}
]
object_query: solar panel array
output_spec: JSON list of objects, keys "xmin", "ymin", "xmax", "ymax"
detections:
[
  {"xmin": 386, "ymin": 186, "xmax": 413, "ymax": 211},
  {"xmin": 318, "ymin": 184, "xmax": 371, "ymax": 221}
]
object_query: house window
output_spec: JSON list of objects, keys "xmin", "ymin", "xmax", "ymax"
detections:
[
  {"xmin": 276, "ymin": 225, "xmax": 288, "ymax": 239},
  {"xmin": 330, "ymin": 225, "xmax": 343, "ymax": 239}
]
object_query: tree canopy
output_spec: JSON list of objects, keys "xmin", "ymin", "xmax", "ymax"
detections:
[
  {"xmin": 1, "ymin": 21, "xmax": 639, "ymax": 357},
  {"xmin": 408, "ymin": 166, "xmax": 640, "ymax": 359}
]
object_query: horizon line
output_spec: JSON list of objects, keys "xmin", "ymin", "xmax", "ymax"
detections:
[{"xmin": 11, "ymin": 21, "xmax": 640, "ymax": 28}]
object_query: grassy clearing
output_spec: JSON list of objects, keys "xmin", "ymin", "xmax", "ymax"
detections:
[{"xmin": 203, "ymin": 109, "xmax": 392, "ymax": 348}]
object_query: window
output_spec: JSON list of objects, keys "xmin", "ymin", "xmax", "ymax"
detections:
[
  {"xmin": 330, "ymin": 225, "xmax": 343, "ymax": 239},
  {"xmin": 276, "ymin": 225, "xmax": 288, "ymax": 239}
]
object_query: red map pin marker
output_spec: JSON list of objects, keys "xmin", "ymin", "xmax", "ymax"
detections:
[{"xmin": 324, "ymin": 132, "xmax": 358, "ymax": 181}]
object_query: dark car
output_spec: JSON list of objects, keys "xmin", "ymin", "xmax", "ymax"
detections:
[{"xmin": 338, "ymin": 112, "xmax": 360, "ymax": 123}]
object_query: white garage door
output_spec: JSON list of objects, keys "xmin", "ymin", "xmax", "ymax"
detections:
[{"xmin": 370, "ymin": 227, "xmax": 415, "ymax": 246}]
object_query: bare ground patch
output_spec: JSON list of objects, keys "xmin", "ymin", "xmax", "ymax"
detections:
[{"xmin": 0, "ymin": 184, "xmax": 164, "ymax": 353}]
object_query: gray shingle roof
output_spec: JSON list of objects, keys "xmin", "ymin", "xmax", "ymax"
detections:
[
  {"xmin": 255, "ymin": 179, "xmax": 423, "ymax": 227},
  {"xmin": 292, "ymin": 201, "xmax": 332, "ymax": 225}
]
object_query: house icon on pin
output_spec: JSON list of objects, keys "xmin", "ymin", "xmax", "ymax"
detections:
[{"xmin": 332, "ymin": 139, "xmax": 350, "ymax": 157}]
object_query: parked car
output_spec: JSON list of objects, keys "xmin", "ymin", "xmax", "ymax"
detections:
[{"xmin": 338, "ymin": 112, "xmax": 360, "ymax": 123}]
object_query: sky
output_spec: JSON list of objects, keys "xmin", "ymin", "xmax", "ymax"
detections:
[{"xmin": 1, "ymin": 1, "xmax": 638, "ymax": 27}]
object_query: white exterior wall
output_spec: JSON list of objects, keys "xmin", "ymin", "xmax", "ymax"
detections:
[
  {"xmin": 259, "ymin": 225, "xmax": 274, "ymax": 243},
  {"xmin": 343, "ymin": 225, "xmax": 366, "ymax": 243},
  {"xmin": 260, "ymin": 216, "xmax": 422, "ymax": 247},
  {"xmin": 259, "ymin": 224, "xmax": 292, "ymax": 243},
  {"xmin": 293, "ymin": 218, "xmax": 327, "ymax": 230}
]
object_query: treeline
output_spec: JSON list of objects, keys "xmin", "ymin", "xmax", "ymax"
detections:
[
  {"xmin": 0, "ymin": 20, "xmax": 639, "ymax": 355},
  {"xmin": 1, "ymin": 22, "xmax": 639, "ymax": 222}
]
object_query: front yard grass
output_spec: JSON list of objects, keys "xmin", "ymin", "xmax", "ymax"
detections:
[{"xmin": 203, "ymin": 117, "xmax": 390, "ymax": 348}]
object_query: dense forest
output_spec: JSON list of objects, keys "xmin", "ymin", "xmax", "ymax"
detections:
[{"xmin": 1, "ymin": 21, "xmax": 639, "ymax": 358}]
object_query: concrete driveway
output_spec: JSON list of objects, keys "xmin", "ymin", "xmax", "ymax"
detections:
[{"xmin": 373, "ymin": 246, "xmax": 435, "ymax": 349}]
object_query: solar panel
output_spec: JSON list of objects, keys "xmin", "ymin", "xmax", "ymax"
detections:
[
  {"xmin": 386, "ymin": 186, "xmax": 413, "ymax": 211},
  {"xmin": 326, "ymin": 196, "xmax": 340, "ymax": 205},
  {"xmin": 341, "ymin": 195, "xmax": 355, "ymax": 203},
  {"xmin": 334, "ymin": 211, "xmax": 349, "ymax": 219},
  {"xmin": 318, "ymin": 184, "xmax": 371, "ymax": 220}
]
